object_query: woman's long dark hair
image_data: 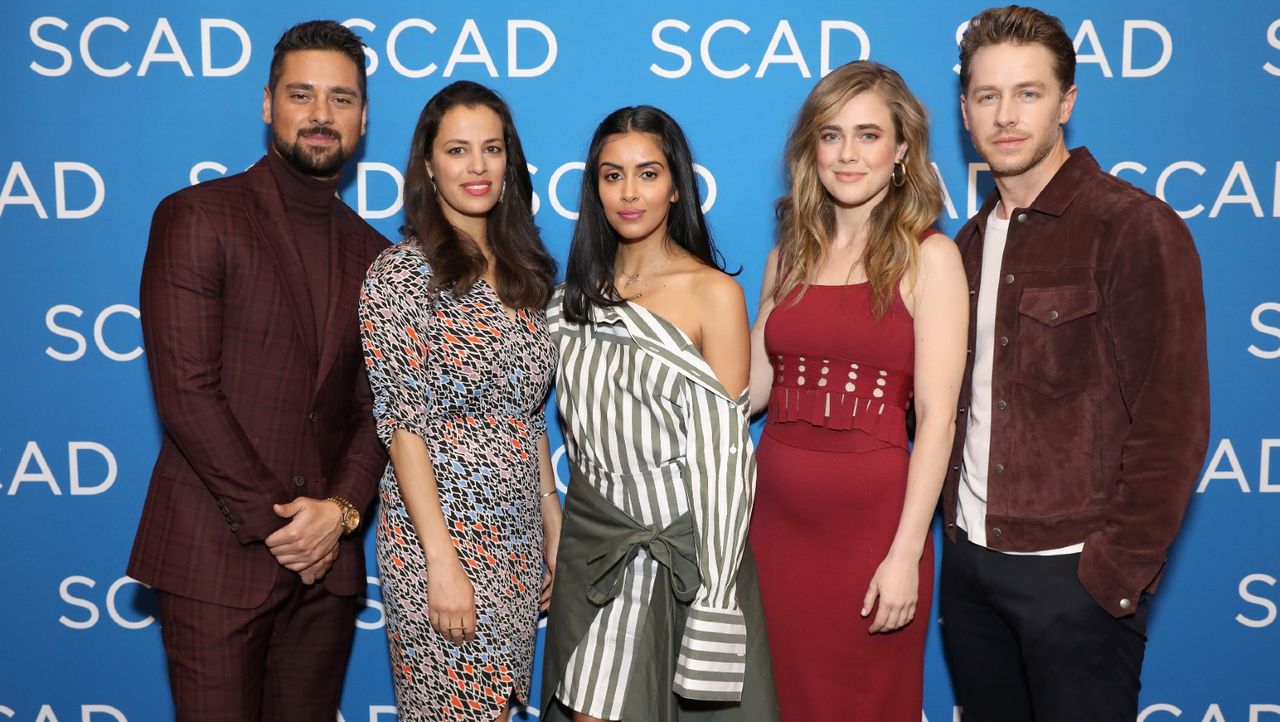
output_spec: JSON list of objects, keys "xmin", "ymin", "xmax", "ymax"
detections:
[
  {"xmin": 562, "ymin": 105, "xmax": 728, "ymax": 324},
  {"xmin": 401, "ymin": 80, "xmax": 555, "ymax": 308}
]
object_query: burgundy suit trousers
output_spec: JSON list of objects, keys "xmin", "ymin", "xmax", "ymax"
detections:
[{"xmin": 156, "ymin": 575, "xmax": 358, "ymax": 722}]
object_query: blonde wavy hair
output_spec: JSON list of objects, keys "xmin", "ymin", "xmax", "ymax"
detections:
[{"xmin": 774, "ymin": 61, "xmax": 943, "ymax": 318}]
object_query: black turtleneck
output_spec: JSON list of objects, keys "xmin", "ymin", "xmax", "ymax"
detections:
[{"xmin": 266, "ymin": 150, "xmax": 339, "ymax": 342}]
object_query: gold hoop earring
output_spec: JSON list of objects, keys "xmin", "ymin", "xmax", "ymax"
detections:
[
  {"xmin": 891, "ymin": 160, "xmax": 907, "ymax": 188},
  {"xmin": 427, "ymin": 172, "xmax": 437, "ymax": 193}
]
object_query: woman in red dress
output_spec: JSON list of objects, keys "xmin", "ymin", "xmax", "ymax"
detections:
[{"xmin": 747, "ymin": 61, "xmax": 968, "ymax": 721}]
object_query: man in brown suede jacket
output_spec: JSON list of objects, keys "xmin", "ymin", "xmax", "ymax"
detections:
[{"xmin": 939, "ymin": 7, "xmax": 1210, "ymax": 722}]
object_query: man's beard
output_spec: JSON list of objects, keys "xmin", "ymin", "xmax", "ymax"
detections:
[
  {"xmin": 983, "ymin": 130, "xmax": 1059, "ymax": 179},
  {"xmin": 272, "ymin": 125, "xmax": 349, "ymax": 178}
]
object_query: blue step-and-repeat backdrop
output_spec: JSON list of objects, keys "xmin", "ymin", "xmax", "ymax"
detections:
[{"xmin": 1, "ymin": 1, "xmax": 1277, "ymax": 720}]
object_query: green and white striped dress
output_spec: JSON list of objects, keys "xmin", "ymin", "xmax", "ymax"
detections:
[{"xmin": 547, "ymin": 287, "xmax": 756, "ymax": 718}]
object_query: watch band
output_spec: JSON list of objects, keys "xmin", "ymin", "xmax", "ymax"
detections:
[{"xmin": 325, "ymin": 496, "xmax": 359, "ymax": 535}]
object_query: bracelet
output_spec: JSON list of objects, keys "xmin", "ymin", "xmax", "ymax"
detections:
[{"xmin": 540, "ymin": 489, "xmax": 558, "ymax": 498}]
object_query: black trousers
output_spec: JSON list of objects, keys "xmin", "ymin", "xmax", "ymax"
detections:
[{"xmin": 939, "ymin": 531, "xmax": 1149, "ymax": 722}]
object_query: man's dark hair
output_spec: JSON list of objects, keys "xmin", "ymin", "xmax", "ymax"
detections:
[
  {"xmin": 959, "ymin": 5, "xmax": 1076, "ymax": 94},
  {"xmin": 268, "ymin": 20, "xmax": 368, "ymax": 102}
]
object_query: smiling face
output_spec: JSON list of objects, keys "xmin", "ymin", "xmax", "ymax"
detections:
[
  {"xmin": 962, "ymin": 42, "xmax": 1076, "ymax": 183},
  {"xmin": 262, "ymin": 49, "xmax": 366, "ymax": 179},
  {"xmin": 427, "ymin": 104, "xmax": 507, "ymax": 227},
  {"xmin": 814, "ymin": 91, "xmax": 906, "ymax": 210},
  {"xmin": 596, "ymin": 131, "xmax": 678, "ymax": 246}
]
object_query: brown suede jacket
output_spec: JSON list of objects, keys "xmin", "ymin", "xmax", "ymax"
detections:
[{"xmin": 943, "ymin": 148, "xmax": 1211, "ymax": 618}]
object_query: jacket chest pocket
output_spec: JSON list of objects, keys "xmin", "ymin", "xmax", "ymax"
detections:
[{"xmin": 1014, "ymin": 285, "xmax": 1100, "ymax": 398}]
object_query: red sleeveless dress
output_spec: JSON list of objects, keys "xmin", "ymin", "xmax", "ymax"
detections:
[{"xmin": 748, "ymin": 273, "xmax": 933, "ymax": 721}]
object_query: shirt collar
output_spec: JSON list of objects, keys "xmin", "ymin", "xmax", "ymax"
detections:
[{"xmin": 970, "ymin": 146, "xmax": 1099, "ymax": 237}]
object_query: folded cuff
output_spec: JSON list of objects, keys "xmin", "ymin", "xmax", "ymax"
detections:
[{"xmin": 672, "ymin": 603, "xmax": 747, "ymax": 701}]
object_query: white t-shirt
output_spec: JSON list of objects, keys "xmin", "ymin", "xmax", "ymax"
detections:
[{"xmin": 956, "ymin": 205, "xmax": 1084, "ymax": 555}]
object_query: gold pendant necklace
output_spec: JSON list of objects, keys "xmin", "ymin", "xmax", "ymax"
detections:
[{"xmin": 619, "ymin": 254, "xmax": 669, "ymax": 300}]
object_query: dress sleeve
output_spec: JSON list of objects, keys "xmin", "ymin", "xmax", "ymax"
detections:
[
  {"xmin": 358, "ymin": 247, "xmax": 433, "ymax": 448},
  {"xmin": 524, "ymin": 299, "xmax": 560, "ymax": 440},
  {"xmin": 673, "ymin": 385, "xmax": 755, "ymax": 701},
  {"xmin": 527, "ymin": 398, "xmax": 549, "ymax": 441}
]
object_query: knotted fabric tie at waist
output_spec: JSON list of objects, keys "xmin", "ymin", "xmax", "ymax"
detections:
[
  {"xmin": 584, "ymin": 514, "xmax": 700, "ymax": 606},
  {"xmin": 563, "ymin": 459, "xmax": 702, "ymax": 607}
]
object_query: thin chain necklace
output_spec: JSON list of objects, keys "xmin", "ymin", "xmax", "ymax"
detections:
[{"xmin": 618, "ymin": 252, "xmax": 669, "ymax": 301}]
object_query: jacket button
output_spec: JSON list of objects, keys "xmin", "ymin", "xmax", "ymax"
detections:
[
  {"xmin": 1016, "ymin": 212, "xmax": 1029, "ymax": 223},
  {"xmin": 992, "ymin": 527, "xmax": 1002, "ymax": 537},
  {"xmin": 958, "ymin": 406, "xmax": 967, "ymax": 414},
  {"xmin": 229, "ymin": 523, "xmax": 239, "ymax": 532},
  {"xmin": 1000, "ymin": 336, "xmax": 1009, "ymax": 347},
  {"xmin": 966, "ymin": 347, "xmax": 973, "ymax": 355},
  {"xmin": 1119, "ymin": 598, "xmax": 1133, "ymax": 610},
  {"xmin": 1004, "ymin": 274, "xmax": 1015, "ymax": 285},
  {"xmin": 1047, "ymin": 310, "xmax": 1059, "ymax": 321},
  {"xmin": 308, "ymin": 411, "xmax": 318, "ymax": 423},
  {"xmin": 293, "ymin": 475, "xmax": 306, "ymax": 486},
  {"xmin": 997, "ymin": 399, "xmax": 1007, "ymax": 410},
  {"xmin": 969, "ymin": 288, "xmax": 976, "ymax": 297},
  {"xmin": 994, "ymin": 463, "xmax": 1005, "ymax": 474},
  {"xmin": 952, "ymin": 465, "xmax": 960, "ymax": 472}
]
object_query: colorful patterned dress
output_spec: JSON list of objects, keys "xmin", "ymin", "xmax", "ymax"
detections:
[{"xmin": 359, "ymin": 244, "xmax": 555, "ymax": 721}]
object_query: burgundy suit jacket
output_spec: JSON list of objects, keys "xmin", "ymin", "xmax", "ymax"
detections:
[{"xmin": 128, "ymin": 157, "xmax": 389, "ymax": 609}]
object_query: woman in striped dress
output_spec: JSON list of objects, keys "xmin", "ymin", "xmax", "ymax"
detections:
[{"xmin": 541, "ymin": 106, "xmax": 778, "ymax": 722}]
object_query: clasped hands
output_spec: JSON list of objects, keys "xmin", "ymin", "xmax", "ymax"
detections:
[{"xmin": 265, "ymin": 497, "xmax": 344, "ymax": 585}]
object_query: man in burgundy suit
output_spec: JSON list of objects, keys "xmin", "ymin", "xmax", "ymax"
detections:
[{"xmin": 128, "ymin": 20, "xmax": 388, "ymax": 721}]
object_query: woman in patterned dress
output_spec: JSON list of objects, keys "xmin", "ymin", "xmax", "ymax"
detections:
[
  {"xmin": 541, "ymin": 106, "xmax": 778, "ymax": 722},
  {"xmin": 358, "ymin": 81, "xmax": 560, "ymax": 722}
]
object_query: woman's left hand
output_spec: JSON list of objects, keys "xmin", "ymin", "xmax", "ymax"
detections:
[
  {"xmin": 540, "ymin": 528, "xmax": 559, "ymax": 612},
  {"xmin": 861, "ymin": 551, "xmax": 919, "ymax": 633}
]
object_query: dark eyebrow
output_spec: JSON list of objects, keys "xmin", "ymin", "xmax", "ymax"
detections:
[
  {"xmin": 443, "ymin": 137, "xmax": 504, "ymax": 145},
  {"xmin": 599, "ymin": 160, "xmax": 666, "ymax": 170},
  {"xmin": 284, "ymin": 82, "xmax": 360, "ymax": 99}
]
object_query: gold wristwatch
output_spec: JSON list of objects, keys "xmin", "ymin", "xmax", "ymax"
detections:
[{"xmin": 326, "ymin": 496, "xmax": 360, "ymax": 535}]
